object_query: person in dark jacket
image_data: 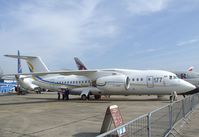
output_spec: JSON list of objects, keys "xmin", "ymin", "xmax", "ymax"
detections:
[
  {"xmin": 62, "ymin": 90, "xmax": 65, "ymax": 100},
  {"xmin": 57, "ymin": 91, "xmax": 61, "ymax": 100},
  {"xmin": 64, "ymin": 88, "xmax": 70, "ymax": 100}
]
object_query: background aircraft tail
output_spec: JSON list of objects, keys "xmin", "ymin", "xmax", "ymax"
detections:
[
  {"xmin": 74, "ymin": 57, "xmax": 87, "ymax": 70},
  {"xmin": 187, "ymin": 66, "xmax": 194, "ymax": 71},
  {"xmin": 5, "ymin": 54, "xmax": 49, "ymax": 72},
  {"xmin": 17, "ymin": 50, "xmax": 22, "ymax": 73}
]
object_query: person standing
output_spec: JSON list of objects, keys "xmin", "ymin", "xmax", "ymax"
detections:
[
  {"xmin": 62, "ymin": 90, "xmax": 65, "ymax": 100},
  {"xmin": 64, "ymin": 88, "xmax": 70, "ymax": 100},
  {"xmin": 57, "ymin": 91, "xmax": 61, "ymax": 100}
]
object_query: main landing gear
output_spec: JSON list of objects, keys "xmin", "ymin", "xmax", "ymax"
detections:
[{"xmin": 80, "ymin": 94, "xmax": 101, "ymax": 100}]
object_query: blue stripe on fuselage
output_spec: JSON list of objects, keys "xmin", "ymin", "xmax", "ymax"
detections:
[{"xmin": 34, "ymin": 75, "xmax": 81, "ymax": 87}]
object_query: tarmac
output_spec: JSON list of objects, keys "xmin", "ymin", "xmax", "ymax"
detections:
[
  {"xmin": 171, "ymin": 105, "xmax": 199, "ymax": 137},
  {"xmin": 0, "ymin": 92, "xmax": 189, "ymax": 137}
]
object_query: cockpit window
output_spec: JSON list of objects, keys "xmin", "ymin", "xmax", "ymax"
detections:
[{"xmin": 169, "ymin": 75, "xmax": 177, "ymax": 80}]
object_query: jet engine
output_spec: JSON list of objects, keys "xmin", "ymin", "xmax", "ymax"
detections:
[{"xmin": 96, "ymin": 75, "xmax": 130, "ymax": 92}]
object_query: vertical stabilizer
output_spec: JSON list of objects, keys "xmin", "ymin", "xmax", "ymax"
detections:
[
  {"xmin": 17, "ymin": 50, "xmax": 22, "ymax": 73},
  {"xmin": 74, "ymin": 57, "xmax": 87, "ymax": 70},
  {"xmin": 187, "ymin": 66, "xmax": 194, "ymax": 71}
]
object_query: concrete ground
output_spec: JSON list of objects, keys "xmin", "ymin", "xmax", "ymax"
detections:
[
  {"xmin": 170, "ymin": 106, "xmax": 199, "ymax": 137},
  {"xmin": 0, "ymin": 93, "xmax": 177, "ymax": 137}
]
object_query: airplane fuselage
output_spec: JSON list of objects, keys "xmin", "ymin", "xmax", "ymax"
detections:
[{"xmin": 32, "ymin": 69, "xmax": 195, "ymax": 95}]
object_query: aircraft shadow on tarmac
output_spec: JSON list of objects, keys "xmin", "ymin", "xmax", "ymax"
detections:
[
  {"xmin": 0, "ymin": 96, "xmax": 170, "ymax": 106},
  {"xmin": 25, "ymin": 97, "xmax": 111, "ymax": 103},
  {"xmin": 24, "ymin": 96, "xmax": 170, "ymax": 102},
  {"xmin": 72, "ymin": 132, "xmax": 99, "ymax": 137}
]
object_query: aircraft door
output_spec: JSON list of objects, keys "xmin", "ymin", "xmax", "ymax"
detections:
[{"xmin": 147, "ymin": 76, "xmax": 154, "ymax": 88}]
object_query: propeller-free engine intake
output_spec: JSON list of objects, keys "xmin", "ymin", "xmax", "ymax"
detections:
[{"xmin": 96, "ymin": 75, "xmax": 130, "ymax": 92}]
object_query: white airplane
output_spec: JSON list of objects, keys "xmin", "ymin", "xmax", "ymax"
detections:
[
  {"xmin": 14, "ymin": 51, "xmax": 41, "ymax": 92},
  {"xmin": 74, "ymin": 57, "xmax": 199, "ymax": 96},
  {"xmin": 5, "ymin": 54, "xmax": 196, "ymax": 100}
]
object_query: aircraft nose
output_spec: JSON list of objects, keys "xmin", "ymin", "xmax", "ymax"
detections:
[{"xmin": 181, "ymin": 80, "xmax": 196, "ymax": 92}]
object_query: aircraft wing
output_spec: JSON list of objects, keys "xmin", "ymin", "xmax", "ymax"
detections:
[{"xmin": 3, "ymin": 70, "xmax": 98, "ymax": 76}]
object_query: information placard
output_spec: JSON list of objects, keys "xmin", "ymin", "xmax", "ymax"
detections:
[{"xmin": 100, "ymin": 105, "xmax": 127, "ymax": 137}]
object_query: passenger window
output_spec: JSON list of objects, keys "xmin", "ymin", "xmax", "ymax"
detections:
[
  {"xmin": 132, "ymin": 78, "xmax": 134, "ymax": 81},
  {"xmin": 141, "ymin": 78, "xmax": 143, "ymax": 81},
  {"xmin": 137, "ymin": 78, "xmax": 139, "ymax": 81},
  {"xmin": 169, "ymin": 76, "xmax": 172, "ymax": 79}
]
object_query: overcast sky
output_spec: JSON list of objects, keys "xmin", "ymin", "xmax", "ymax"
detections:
[{"xmin": 0, "ymin": 0, "xmax": 199, "ymax": 74}]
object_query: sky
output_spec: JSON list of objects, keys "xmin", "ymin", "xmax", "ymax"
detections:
[{"xmin": 0, "ymin": 0, "xmax": 199, "ymax": 74}]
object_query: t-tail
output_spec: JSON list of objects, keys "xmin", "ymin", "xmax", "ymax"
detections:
[
  {"xmin": 74, "ymin": 57, "xmax": 87, "ymax": 70},
  {"xmin": 5, "ymin": 54, "xmax": 49, "ymax": 73}
]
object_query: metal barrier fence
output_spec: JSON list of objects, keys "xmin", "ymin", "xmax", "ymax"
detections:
[{"xmin": 97, "ymin": 93, "xmax": 199, "ymax": 137}]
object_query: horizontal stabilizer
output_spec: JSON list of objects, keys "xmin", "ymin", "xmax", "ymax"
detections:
[
  {"xmin": 5, "ymin": 54, "xmax": 49, "ymax": 72},
  {"xmin": 5, "ymin": 55, "xmax": 38, "ymax": 60}
]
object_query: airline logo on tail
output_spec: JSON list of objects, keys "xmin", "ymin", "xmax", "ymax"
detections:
[
  {"xmin": 27, "ymin": 61, "xmax": 42, "ymax": 81},
  {"xmin": 27, "ymin": 62, "xmax": 34, "ymax": 72},
  {"xmin": 74, "ymin": 57, "xmax": 87, "ymax": 70}
]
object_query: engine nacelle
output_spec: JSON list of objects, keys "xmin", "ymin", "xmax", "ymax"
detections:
[{"xmin": 96, "ymin": 75, "xmax": 130, "ymax": 92}]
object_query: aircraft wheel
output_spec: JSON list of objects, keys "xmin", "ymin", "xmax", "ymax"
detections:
[
  {"xmin": 94, "ymin": 95, "xmax": 101, "ymax": 100},
  {"xmin": 81, "ymin": 94, "xmax": 87, "ymax": 100}
]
